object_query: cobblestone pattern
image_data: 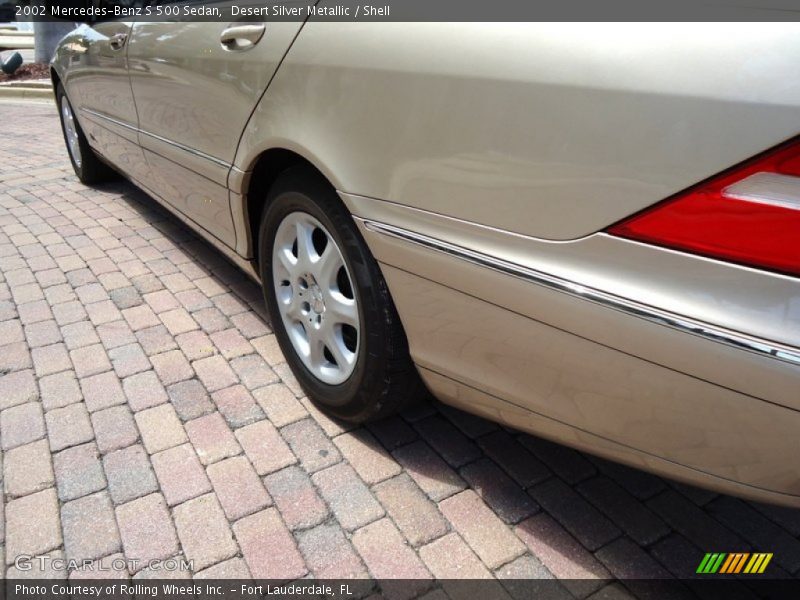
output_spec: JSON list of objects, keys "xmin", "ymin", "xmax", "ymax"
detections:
[{"xmin": 1, "ymin": 102, "xmax": 799, "ymax": 596}]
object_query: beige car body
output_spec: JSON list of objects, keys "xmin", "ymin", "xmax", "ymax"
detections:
[{"xmin": 52, "ymin": 20, "xmax": 800, "ymax": 506}]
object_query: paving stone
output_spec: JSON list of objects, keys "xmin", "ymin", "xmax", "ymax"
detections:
[
  {"xmin": 46, "ymin": 403, "xmax": 94, "ymax": 452},
  {"xmin": 109, "ymin": 286, "xmax": 143, "ymax": 310},
  {"xmin": 530, "ymin": 477, "xmax": 621, "ymax": 551},
  {"xmin": 373, "ymin": 473, "xmax": 449, "ymax": 547},
  {"xmin": 61, "ymin": 320, "xmax": 101, "ymax": 350},
  {"xmin": 647, "ymin": 490, "xmax": 746, "ymax": 551},
  {"xmin": 495, "ymin": 555, "xmax": 567, "ymax": 600},
  {"xmin": 194, "ymin": 558, "xmax": 252, "ymax": 579},
  {"xmin": 1, "ymin": 401, "xmax": 46, "ymax": 449},
  {"xmin": 194, "ymin": 307, "xmax": 231, "ymax": 334},
  {"xmin": 477, "ymin": 430, "xmax": 551, "ymax": 489},
  {"xmin": 160, "ymin": 307, "xmax": 198, "ymax": 336},
  {"xmin": 0, "ymin": 318, "xmax": 24, "ymax": 344},
  {"xmin": 91, "ymin": 405, "xmax": 139, "ymax": 453},
  {"xmin": 353, "ymin": 518, "xmax": 432, "ymax": 598},
  {"xmin": 18, "ymin": 299, "xmax": 53, "ymax": 325},
  {"xmin": 0, "ymin": 340, "xmax": 32, "ymax": 373},
  {"xmin": 0, "ymin": 368, "xmax": 39, "ymax": 409},
  {"xmin": 514, "ymin": 513, "xmax": 611, "ymax": 598},
  {"xmin": 393, "ymin": 440, "xmax": 466, "ymax": 502},
  {"xmin": 108, "ymin": 342, "xmax": 151, "ymax": 378},
  {"xmin": 53, "ymin": 442, "xmax": 107, "ymax": 501},
  {"xmin": 460, "ymin": 458, "xmax": 539, "ymax": 524},
  {"xmin": 297, "ymin": 522, "xmax": 368, "ymax": 579},
  {"xmin": 235, "ymin": 419, "xmax": 295, "ymax": 475},
  {"xmin": 419, "ymin": 532, "xmax": 495, "ymax": 583},
  {"xmin": 577, "ymin": 477, "xmax": 669, "ymax": 547},
  {"xmin": 263, "ymin": 465, "xmax": 329, "ymax": 531},
  {"xmin": 585, "ymin": 584, "xmax": 637, "ymax": 600},
  {"xmin": 439, "ymin": 489, "xmax": 525, "ymax": 569},
  {"xmin": 52, "ymin": 301, "xmax": 87, "ymax": 327},
  {"xmin": 68, "ymin": 552, "xmax": 130, "ymax": 580},
  {"xmin": 61, "ymin": 491, "xmax": 121, "ymax": 561},
  {"xmin": 103, "ymin": 444, "xmax": 159, "ymax": 504},
  {"xmin": 230, "ymin": 353, "xmax": 278, "ymax": 390},
  {"xmin": 116, "ymin": 493, "xmax": 179, "ymax": 567},
  {"xmin": 233, "ymin": 508, "xmax": 307, "ymax": 580},
  {"xmin": 231, "ymin": 311, "xmax": 270, "ymax": 339},
  {"xmin": 174, "ymin": 330, "xmax": 215, "ymax": 361},
  {"xmin": 70, "ymin": 343, "xmax": 112, "ymax": 378},
  {"xmin": 174, "ymin": 493, "xmax": 238, "ymax": 571},
  {"xmin": 150, "ymin": 349, "xmax": 193, "ymax": 386},
  {"xmin": 151, "ymin": 443, "xmax": 212, "ymax": 506},
  {"xmin": 592, "ymin": 457, "xmax": 665, "ymax": 500},
  {"xmin": 136, "ymin": 324, "xmax": 178, "ymax": 355},
  {"xmin": 4, "ymin": 439, "xmax": 54, "ymax": 498},
  {"xmin": 253, "ymin": 383, "xmax": 306, "ymax": 427},
  {"xmin": 175, "ymin": 289, "xmax": 212, "ymax": 312},
  {"xmin": 207, "ymin": 456, "xmax": 271, "ymax": 520},
  {"xmin": 186, "ymin": 411, "xmax": 241, "ymax": 465},
  {"xmin": 210, "ymin": 328, "xmax": 253, "ymax": 359},
  {"xmin": 97, "ymin": 320, "xmax": 137, "ymax": 350},
  {"xmin": 135, "ymin": 404, "xmax": 187, "ymax": 454},
  {"xmin": 6, "ymin": 488, "xmax": 62, "ymax": 560},
  {"xmin": 86, "ymin": 300, "xmax": 123, "ymax": 326},
  {"xmin": 334, "ymin": 429, "xmax": 401, "ymax": 485},
  {"xmin": 167, "ymin": 379, "xmax": 214, "ymax": 421},
  {"xmin": 281, "ymin": 418, "xmax": 341, "ymax": 474},
  {"xmin": 123, "ymin": 370, "xmax": 169, "ymax": 411},
  {"xmin": 32, "ymin": 342, "xmax": 71, "ymax": 377},
  {"xmin": 122, "ymin": 304, "xmax": 160, "ymax": 331},
  {"xmin": 706, "ymin": 496, "xmax": 800, "ymax": 573},
  {"xmin": 595, "ymin": 538, "xmax": 676, "ymax": 600},
  {"xmin": 24, "ymin": 319, "xmax": 61, "ymax": 347},
  {"xmin": 312, "ymin": 462, "xmax": 385, "ymax": 531},
  {"xmin": 143, "ymin": 289, "xmax": 180, "ymax": 313},
  {"xmin": 251, "ymin": 334, "xmax": 284, "ymax": 366},
  {"xmin": 519, "ymin": 434, "xmax": 596, "ymax": 484},
  {"xmin": 193, "ymin": 354, "xmax": 238, "ymax": 392},
  {"xmin": 80, "ymin": 370, "xmax": 127, "ymax": 412},
  {"xmin": 212, "ymin": 384, "xmax": 264, "ymax": 428},
  {"xmin": 368, "ymin": 416, "xmax": 418, "ymax": 451}
]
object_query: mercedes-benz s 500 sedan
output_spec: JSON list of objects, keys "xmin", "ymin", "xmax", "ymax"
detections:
[{"xmin": 52, "ymin": 20, "xmax": 800, "ymax": 506}]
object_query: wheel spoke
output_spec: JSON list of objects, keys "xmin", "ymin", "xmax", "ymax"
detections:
[
  {"xmin": 315, "ymin": 242, "xmax": 343, "ymax": 288},
  {"xmin": 323, "ymin": 325, "xmax": 353, "ymax": 370},
  {"xmin": 295, "ymin": 219, "xmax": 315, "ymax": 270},
  {"xmin": 272, "ymin": 211, "xmax": 360, "ymax": 385},
  {"xmin": 327, "ymin": 294, "xmax": 358, "ymax": 328},
  {"xmin": 275, "ymin": 246, "xmax": 298, "ymax": 279}
]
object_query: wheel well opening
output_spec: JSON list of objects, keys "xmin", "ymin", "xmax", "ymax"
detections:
[
  {"xmin": 245, "ymin": 149, "xmax": 322, "ymax": 265},
  {"xmin": 50, "ymin": 68, "xmax": 61, "ymax": 96}
]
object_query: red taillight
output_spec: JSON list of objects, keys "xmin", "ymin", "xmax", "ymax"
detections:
[{"xmin": 606, "ymin": 139, "xmax": 800, "ymax": 277}]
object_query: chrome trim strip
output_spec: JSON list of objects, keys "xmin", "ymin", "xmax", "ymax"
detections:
[
  {"xmin": 80, "ymin": 108, "xmax": 230, "ymax": 169},
  {"xmin": 362, "ymin": 218, "xmax": 800, "ymax": 367}
]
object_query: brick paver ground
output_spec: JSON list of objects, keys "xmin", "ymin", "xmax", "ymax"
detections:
[{"xmin": 2, "ymin": 100, "xmax": 800, "ymax": 594}]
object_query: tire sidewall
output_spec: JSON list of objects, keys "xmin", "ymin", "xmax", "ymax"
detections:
[
  {"xmin": 56, "ymin": 84, "xmax": 87, "ymax": 181},
  {"xmin": 259, "ymin": 174, "xmax": 388, "ymax": 420}
]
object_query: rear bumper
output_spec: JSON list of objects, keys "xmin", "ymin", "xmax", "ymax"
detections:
[{"xmin": 354, "ymin": 213, "xmax": 800, "ymax": 506}]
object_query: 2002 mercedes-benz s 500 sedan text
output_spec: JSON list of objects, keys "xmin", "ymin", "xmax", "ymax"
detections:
[{"xmin": 52, "ymin": 20, "xmax": 800, "ymax": 506}]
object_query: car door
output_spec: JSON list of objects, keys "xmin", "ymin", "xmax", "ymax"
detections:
[
  {"xmin": 65, "ymin": 18, "xmax": 150, "ymax": 182},
  {"xmin": 126, "ymin": 2, "xmax": 306, "ymax": 249}
]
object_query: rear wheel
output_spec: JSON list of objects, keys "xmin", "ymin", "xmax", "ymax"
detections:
[
  {"xmin": 259, "ymin": 166, "xmax": 425, "ymax": 423},
  {"xmin": 56, "ymin": 83, "xmax": 116, "ymax": 184}
]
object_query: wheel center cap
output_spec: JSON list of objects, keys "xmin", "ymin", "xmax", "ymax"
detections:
[{"xmin": 309, "ymin": 284, "xmax": 325, "ymax": 314}]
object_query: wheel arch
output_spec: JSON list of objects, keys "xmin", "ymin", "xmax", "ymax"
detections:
[{"xmin": 242, "ymin": 146, "xmax": 343, "ymax": 266}]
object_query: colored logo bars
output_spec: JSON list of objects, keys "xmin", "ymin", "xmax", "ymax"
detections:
[{"xmin": 696, "ymin": 553, "xmax": 773, "ymax": 574}]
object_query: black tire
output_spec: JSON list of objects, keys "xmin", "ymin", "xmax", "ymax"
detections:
[
  {"xmin": 258, "ymin": 166, "xmax": 426, "ymax": 423},
  {"xmin": 56, "ymin": 83, "xmax": 117, "ymax": 184}
]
